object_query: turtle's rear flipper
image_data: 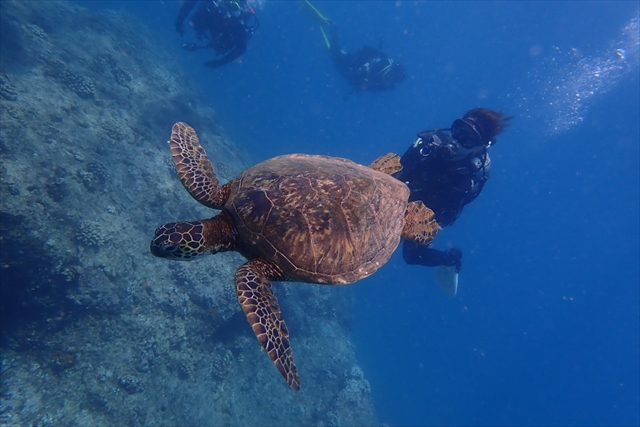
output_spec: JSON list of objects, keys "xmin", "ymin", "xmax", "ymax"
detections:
[
  {"xmin": 435, "ymin": 265, "xmax": 458, "ymax": 297},
  {"xmin": 236, "ymin": 259, "xmax": 300, "ymax": 391},
  {"xmin": 369, "ymin": 153, "xmax": 402, "ymax": 175},
  {"xmin": 402, "ymin": 201, "xmax": 439, "ymax": 245},
  {"xmin": 169, "ymin": 122, "xmax": 229, "ymax": 209}
]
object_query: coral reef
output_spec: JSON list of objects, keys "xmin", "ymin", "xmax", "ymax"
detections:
[
  {"xmin": 76, "ymin": 220, "xmax": 108, "ymax": 247},
  {"xmin": 0, "ymin": 1, "xmax": 379, "ymax": 426},
  {"xmin": 0, "ymin": 74, "xmax": 18, "ymax": 101}
]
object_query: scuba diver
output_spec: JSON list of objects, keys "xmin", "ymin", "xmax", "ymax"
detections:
[
  {"xmin": 328, "ymin": 28, "xmax": 406, "ymax": 92},
  {"xmin": 175, "ymin": 0, "xmax": 259, "ymax": 69},
  {"xmin": 394, "ymin": 108, "xmax": 511, "ymax": 296},
  {"xmin": 303, "ymin": 0, "xmax": 406, "ymax": 93}
]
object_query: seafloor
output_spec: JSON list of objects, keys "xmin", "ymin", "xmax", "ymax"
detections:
[{"xmin": 0, "ymin": 1, "xmax": 379, "ymax": 426}]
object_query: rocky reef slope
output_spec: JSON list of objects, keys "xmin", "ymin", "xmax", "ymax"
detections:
[{"xmin": 0, "ymin": 1, "xmax": 378, "ymax": 426}]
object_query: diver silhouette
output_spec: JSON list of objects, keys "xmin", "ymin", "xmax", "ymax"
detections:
[
  {"xmin": 303, "ymin": 0, "xmax": 406, "ymax": 93},
  {"xmin": 175, "ymin": 0, "xmax": 259, "ymax": 69},
  {"xmin": 328, "ymin": 27, "xmax": 406, "ymax": 93},
  {"xmin": 394, "ymin": 108, "xmax": 512, "ymax": 296}
]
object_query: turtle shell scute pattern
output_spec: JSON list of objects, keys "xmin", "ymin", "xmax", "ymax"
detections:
[{"xmin": 227, "ymin": 154, "xmax": 410, "ymax": 284}]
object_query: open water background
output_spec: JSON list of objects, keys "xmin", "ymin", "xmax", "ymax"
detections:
[{"xmin": 73, "ymin": 1, "xmax": 640, "ymax": 425}]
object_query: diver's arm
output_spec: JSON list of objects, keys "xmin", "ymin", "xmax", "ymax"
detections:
[
  {"xmin": 448, "ymin": 153, "xmax": 490, "ymax": 212},
  {"xmin": 175, "ymin": 0, "xmax": 198, "ymax": 35},
  {"xmin": 412, "ymin": 130, "xmax": 458, "ymax": 162},
  {"xmin": 203, "ymin": 41, "xmax": 247, "ymax": 69},
  {"xmin": 430, "ymin": 140, "xmax": 460, "ymax": 161},
  {"xmin": 463, "ymin": 155, "xmax": 490, "ymax": 202}
]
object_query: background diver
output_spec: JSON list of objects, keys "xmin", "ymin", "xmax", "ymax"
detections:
[
  {"xmin": 328, "ymin": 28, "xmax": 406, "ymax": 92},
  {"xmin": 175, "ymin": 0, "xmax": 259, "ymax": 69},
  {"xmin": 303, "ymin": 0, "xmax": 406, "ymax": 93},
  {"xmin": 393, "ymin": 108, "xmax": 512, "ymax": 296}
]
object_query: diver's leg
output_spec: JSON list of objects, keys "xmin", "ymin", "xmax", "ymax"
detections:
[{"xmin": 403, "ymin": 240, "xmax": 462, "ymax": 272}]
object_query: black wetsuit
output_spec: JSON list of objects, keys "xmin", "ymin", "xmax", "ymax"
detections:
[
  {"xmin": 175, "ymin": 0, "xmax": 256, "ymax": 69},
  {"xmin": 394, "ymin": 130, "xmax": 491, "ymax": 269},
  {"xmin": 329, "ymin": 30, "xmax": 405, "ymax": 92}
]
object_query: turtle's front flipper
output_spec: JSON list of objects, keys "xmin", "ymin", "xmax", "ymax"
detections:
[
  {"xmin": 169, "ymin": 122, "xmax": 229, "ymax": 209},
  {"xmin": 369, "ymin": 153, "xmax": 403, "ymax": 175},
  {"xmin": 236, "ymin": 259, "xmax": 300, "ymax": 391},
  {"xmin": 402, "ymin": 201, "xmax": 439, "ymax": 245}
]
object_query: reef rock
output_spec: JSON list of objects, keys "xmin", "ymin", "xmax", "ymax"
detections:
[{"xmin": 0, "ymin": 1, "xmax": 379, "ymax": 426}]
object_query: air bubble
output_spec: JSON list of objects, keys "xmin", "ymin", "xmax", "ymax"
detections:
[{"xmin": 516, "ymin": 14, "xmax": 639, "ymax": 135}]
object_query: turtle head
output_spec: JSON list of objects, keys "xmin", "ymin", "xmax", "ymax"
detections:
[
  {"xmin": 151, "ymin": 215, "xmax": 236, "ymax": 261},
  {"xmin": 150, "ymin": 221, "xmax": 210, "ymax": 261}
]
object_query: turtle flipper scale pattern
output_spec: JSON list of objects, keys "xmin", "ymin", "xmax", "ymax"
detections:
[
  {"xmin": 369, "ymin": 153, "xmax": 402, "ymax": 175},
  {"xmin": 402, "ymin": 201, "xmax": 439, "ymax": 245},
  {"xmin": 236, "ymin": 259, "xmax": 300, "ymax": 391},
  {"xmin": 170, "ymin": 122, "xmax": 226, "ymax": 209}
]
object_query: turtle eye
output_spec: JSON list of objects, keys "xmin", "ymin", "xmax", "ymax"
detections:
[
  {"xmin": 150, "ymin": 228, "xmax": 182, "ymax": 258},
  {"xmin": 151, "ymin": 238, "xmax": 178, "ymax": 258},
  {"xmin": 151, "ymin": 243, "xmax": 171, "ymax": 258},
  {"xmin": 161, "ymin": 241, "xmax": 180, "ymax": 254}
]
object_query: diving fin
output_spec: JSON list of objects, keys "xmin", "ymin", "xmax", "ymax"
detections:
[
  {"xmin": 320, "ymin": 26, "xmax": 331, "ymax": 49},
  {"xmin": 435, "ymin": 265, "xmax": 458, "ymax": 298},
  {"xmin": 304, "ymin": 0, "xmax": 333, "ymax": 26}
]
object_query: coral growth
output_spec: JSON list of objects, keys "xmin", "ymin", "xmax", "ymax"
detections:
[
  {"xmin": 45, "ymin": 59, "xmax": 96, "ymax": 98},
  {"xmin": 76, "ymin": 220, "xmax": 107, "ymax": 247},
  {"xmin": 0, "ymin": 74, "xmax": 18, "ymax": 101}
]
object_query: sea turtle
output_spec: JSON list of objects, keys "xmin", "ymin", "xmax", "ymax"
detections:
[{"xmin": 151, "ymin": 122, "xmax": 438, "ymax": 391}]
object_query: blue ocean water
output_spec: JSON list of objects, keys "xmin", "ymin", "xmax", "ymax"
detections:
[{"xmin": 77, "ymin": 1, "xmax": 639, "ymax": 425}]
